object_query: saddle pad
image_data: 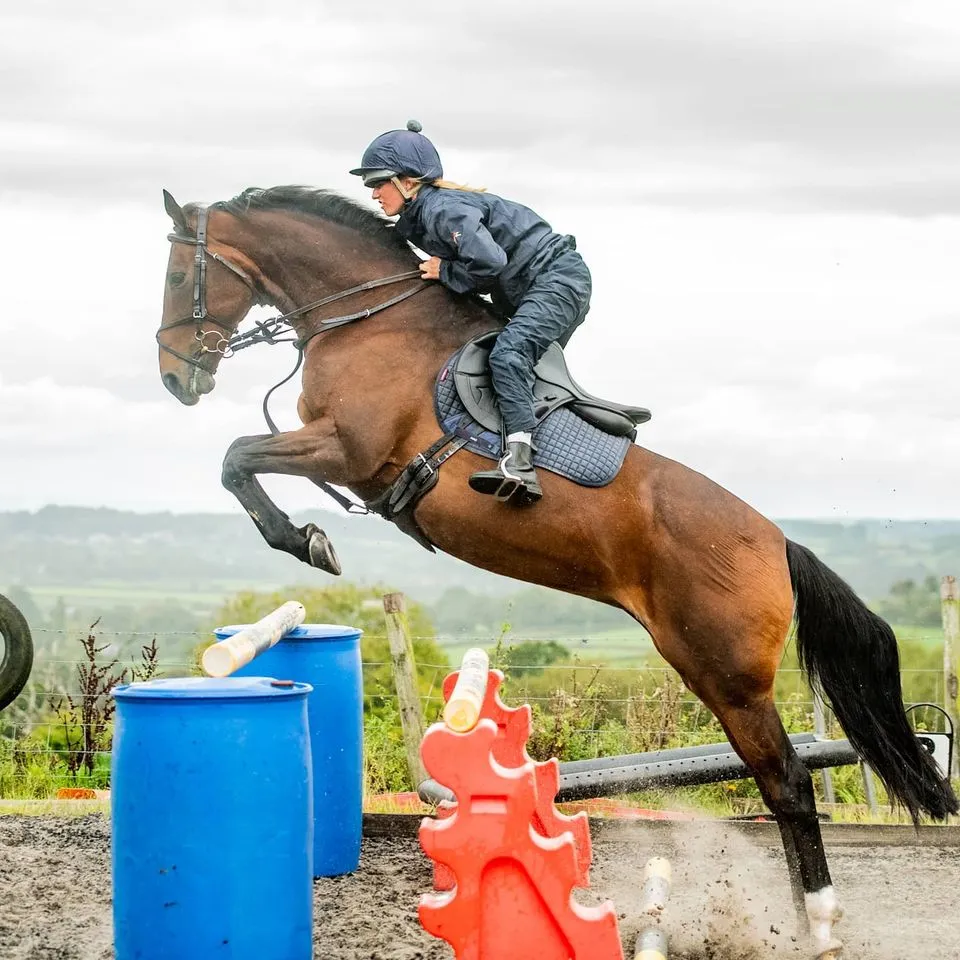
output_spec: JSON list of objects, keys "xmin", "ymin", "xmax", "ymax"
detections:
[{"xmin": 434, "ymin": 363, "xmax": 632, "ymax": 488}]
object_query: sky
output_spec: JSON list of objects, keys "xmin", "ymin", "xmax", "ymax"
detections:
[{"xmin": 2, "ymin": 0, "xmax": 959, "ymax": 520}]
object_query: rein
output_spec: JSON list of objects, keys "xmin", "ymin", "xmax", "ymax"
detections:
[
  {"xmin": 229, "ymin": 270, "xmax": 427, "ymax": 354},
  {"xmin": 158, "ymin": 204, "xmax": 431, "ymax": 516}
]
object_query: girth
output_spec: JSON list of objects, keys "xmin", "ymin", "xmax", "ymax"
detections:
[{"xmin": 366, "ymin": 434, "xmax": 469, "ymax": 551}]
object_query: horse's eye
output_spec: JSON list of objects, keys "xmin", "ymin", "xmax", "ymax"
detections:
[{"xmin": 168, "ymin": 272, "xmax": 186, "ymax": 288}]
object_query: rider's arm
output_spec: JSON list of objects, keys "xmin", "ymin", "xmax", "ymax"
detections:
[{"xmin": 432, "ymin": 203, "xmax": 508, "ymax": 293}]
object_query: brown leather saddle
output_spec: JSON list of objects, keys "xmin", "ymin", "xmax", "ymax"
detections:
[{"xmin": 452, "ymin": 331, "xmax": 651, "ymax": 441}]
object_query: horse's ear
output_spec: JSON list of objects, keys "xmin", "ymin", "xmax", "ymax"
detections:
[{"xmin": 163, "ymin": 189, "xmax": 189, "ymax": 234}]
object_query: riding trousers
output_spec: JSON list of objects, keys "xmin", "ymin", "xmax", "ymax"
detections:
[{"xmin": 488, "ymin": 243, "xmax": 592, "ymax": 436}]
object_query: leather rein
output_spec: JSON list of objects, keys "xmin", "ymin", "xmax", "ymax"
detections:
[{"xmin": 156, "ymin": 204, "xmax": 430, "ymax": 515}]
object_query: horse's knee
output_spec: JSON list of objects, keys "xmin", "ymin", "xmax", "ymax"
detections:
[
  {"xmin": 221, "ymin": 442, "xmax": 250, "ymax": 488},
  {"xmin": 221, "ymin": 455, "xmax": 240, "ymax": 489}
]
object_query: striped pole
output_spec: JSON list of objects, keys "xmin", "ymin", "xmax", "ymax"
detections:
[{"xmin": 634, "ymin": 857, "xmax": 671, "ymax": 960}]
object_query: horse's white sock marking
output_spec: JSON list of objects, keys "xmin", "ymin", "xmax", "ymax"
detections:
[{"xmin": 805, "ymin": 886, "xmax": 844, "ymax": 958}]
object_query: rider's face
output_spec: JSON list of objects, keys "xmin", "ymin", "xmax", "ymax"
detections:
[
  {"xmin": 372, "ymin": 179, "xmax": 410, "ymax": 216},
  {"xmin": 373, "ymin": 177, "xmax": 420, "ymax": 217}
]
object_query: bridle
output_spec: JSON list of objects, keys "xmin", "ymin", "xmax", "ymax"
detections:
[
  {"xmin": 157, "ymin": 204, "xmax": 427, "ymax": 370},
  {"xmin": 156, "ymin": 206, "xmax": 261, "ymax": 371},
  {"xmin": 156, "ymin": 203, "xmax": 431, "ymax": 516}
]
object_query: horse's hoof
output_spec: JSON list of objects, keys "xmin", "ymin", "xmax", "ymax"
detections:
[
  {"xmin": 811, "ymin": 933, "xmax": 844, "ymax": 960},
  {"xmin": 302, "ymin": 525, "xmax": 342, "ymax": 576}
]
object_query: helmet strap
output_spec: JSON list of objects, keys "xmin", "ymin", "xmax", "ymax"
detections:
[{"xmin": 392, "ymin": 176, "xmax": 422, "ymax": 201}]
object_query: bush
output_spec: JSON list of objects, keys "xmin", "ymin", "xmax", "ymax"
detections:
[{"xmin": 208, "ymin": 584, "xmax": 450, "ymax": 718}]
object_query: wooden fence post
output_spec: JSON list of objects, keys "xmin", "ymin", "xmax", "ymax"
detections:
[
  {"xmin": 812, "ymin": 692, "xmax": 836, "ymax": 805},
  {"xmin": 941, "ymin": 576, "xmax": 960, "ymax": 777},
  {"xmin": 383, "ymin": 592, "xmax": 427, "ymax": 787}
]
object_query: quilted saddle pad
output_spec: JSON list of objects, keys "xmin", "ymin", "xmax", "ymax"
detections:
[{"xmin": 434, "ymin": 361, "xmax": 632, "ymax": 488}]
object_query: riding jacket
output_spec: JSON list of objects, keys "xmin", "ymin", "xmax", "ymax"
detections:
[{"xmin": 393, "ymin": 185, "xmax": 572, "ymax": 314}]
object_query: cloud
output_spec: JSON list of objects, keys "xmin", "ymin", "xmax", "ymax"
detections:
[
  {"xmin": 4, "ymin": 1, "xmax": 960, "ymax": 213},
  {"xmin": 2, "ymin": 1, "xmax": 960, "ymax": 518}
]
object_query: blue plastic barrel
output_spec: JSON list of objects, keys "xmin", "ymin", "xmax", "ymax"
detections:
[
  {"xmin": 111, "ymin": 677, "xmax": 313, "ymax": 960},
  {"xmin": 215, "ymin": 623, "xmax": 364, "ymax": 876}
]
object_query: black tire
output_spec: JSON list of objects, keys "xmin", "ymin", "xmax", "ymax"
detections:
[{"xmin": 0, "ymin": 593, "xmax": 34, "ymax": 712}]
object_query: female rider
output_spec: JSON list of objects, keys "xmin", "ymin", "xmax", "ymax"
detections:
[{"xmin": 350, "ymin": 120, "xmax": 592, "ymax": 505}]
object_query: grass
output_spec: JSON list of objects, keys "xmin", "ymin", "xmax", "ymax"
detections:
[
  {"xmin": 0, "ymin": 798, "xmax": 110, "ymax": 817},
  {"xmin": 3, "ymin": 615, "xmax": 952, "ymax": 829}
]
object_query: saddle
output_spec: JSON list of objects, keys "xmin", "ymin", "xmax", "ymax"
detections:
[
  {"xmin": 453, "ymin": 332, "xmax": 651, "ymax": 441},
  {"xmin": 369, "ymin": 331, "xmax": 651, "ymax": 552}
]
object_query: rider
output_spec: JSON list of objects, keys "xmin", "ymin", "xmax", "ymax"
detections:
[{"xmin": 350, "ymin": 120, "xmax": 592, "ymax": 505}]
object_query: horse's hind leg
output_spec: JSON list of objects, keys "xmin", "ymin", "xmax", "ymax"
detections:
[
  {"xmin": 713, "ymin": 696, "xmax": 842, "ymax": 958},
  {"xmin": 644, "ymin": 583, "xmax": 842, "ymax": 955}
]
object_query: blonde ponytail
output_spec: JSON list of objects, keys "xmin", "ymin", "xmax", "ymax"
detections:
[{"xmin": 431, "ymin": 179, "xmax": 487, "ymax": 193}]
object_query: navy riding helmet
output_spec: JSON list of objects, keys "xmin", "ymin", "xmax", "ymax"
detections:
[{"xmin": 349, "ymin": 120, "xmax": 443, "ymax": 187}]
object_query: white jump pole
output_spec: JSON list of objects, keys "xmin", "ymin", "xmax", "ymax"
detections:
[
  {"xmin": 201, "ymin": 601, "xmax": 306, "ymax": 678},
  {"xmin": 442, "ymin": 647, "xmax": 490, "ymax": 732},
  {"xmin": 634, "ymin": 857, "xmax": 672, "ymax": 960}
]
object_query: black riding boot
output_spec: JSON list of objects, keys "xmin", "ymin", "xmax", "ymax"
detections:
[{"xmin": 468, "ymin": 440, "xmax": 543, "ymax": 504}]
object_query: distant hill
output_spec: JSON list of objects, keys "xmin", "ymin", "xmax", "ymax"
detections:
[
  {"xmin": 776, "ymin": 518, "xmax": 960, "ymax": 598},
  {"xmin": 1, "ymin": 508, "xmax": 957, "ymax": 643},
  {"xmin": 0, "ymin": 504, "xmax": 526, "ymax": 602}
]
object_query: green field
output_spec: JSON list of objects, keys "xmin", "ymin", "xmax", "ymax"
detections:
[
  {"xmin": 888, "ymin": 623, "xmax": 944, "ymax": 645},
  {"xmin": 437, "ymin": 627, "xmax": 655, "ymax": 669},
  {"xmin": 437, "ymin": 621, "xmax": 943, "ymax": 672},
  {"xmin": 28, "ymin": 580, "xmax": 265, "ymax": 608}
]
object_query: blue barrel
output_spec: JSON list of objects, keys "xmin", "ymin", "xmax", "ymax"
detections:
[
  {"xmin": 215, "ymin": 623, "xmax": 364, "ymax": 877},
  {"xmin": 111, "ymin": 677, "xmax": 313, "ymax": 960}
]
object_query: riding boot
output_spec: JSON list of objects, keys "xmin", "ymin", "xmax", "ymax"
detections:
[{"xmin": 468, "ymin": 440, "xmax": 543, "ymax": 505}]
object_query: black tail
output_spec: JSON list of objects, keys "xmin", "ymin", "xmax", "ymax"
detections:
[{"xmin": 786, "ymin": 538, "xmax": 958, "ymax": 823}]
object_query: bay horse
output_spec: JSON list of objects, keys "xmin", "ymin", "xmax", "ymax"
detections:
[{"xmin": 156, "ymin": 186, "xmax": 956, "ymax": 959}]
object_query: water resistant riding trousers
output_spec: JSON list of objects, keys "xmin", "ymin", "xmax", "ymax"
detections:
[{"xmin": 488, "ymin": 242, "xmax": 592, "ymax": 436}]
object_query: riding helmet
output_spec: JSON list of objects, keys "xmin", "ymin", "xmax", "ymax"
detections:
[{"xmin": 349, "ymin": 120, "xmax": 443, "ymax": 187}]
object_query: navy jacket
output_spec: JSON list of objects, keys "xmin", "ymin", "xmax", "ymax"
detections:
[{"xmin": 393, "ymin": 185, "xmax": 570, "ymax": 313}]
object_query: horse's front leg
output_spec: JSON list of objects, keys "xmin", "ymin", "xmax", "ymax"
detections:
[{"xmin": 220, "ymin": 422, "xmax": 352, "ymax": 576}]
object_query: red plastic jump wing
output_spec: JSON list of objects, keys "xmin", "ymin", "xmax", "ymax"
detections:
[
  {"xmin": 434, "ymin": 670, "xmax": 592, "ymax": 891},
  {"xmin": 418, "ymin": 719, "xmax": 622, "ymax": 960}
]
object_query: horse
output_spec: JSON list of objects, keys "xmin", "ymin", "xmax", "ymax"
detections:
[{"xmin": 155, "ymin": 185, "xmax": 956, "ymax": 959}]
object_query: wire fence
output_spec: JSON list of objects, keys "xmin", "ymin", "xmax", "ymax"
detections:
[{"xmin": 0, "ymin": 626, "xmax": 949, "ymax": 794}]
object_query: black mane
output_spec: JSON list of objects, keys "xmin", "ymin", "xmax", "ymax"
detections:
[{"xmin": 215, "ymin": 186, "xmax": 415, "ymax": 261}]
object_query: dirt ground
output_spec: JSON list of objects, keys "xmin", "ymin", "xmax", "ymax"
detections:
[{"xmin": 1, "ymin": 814, "xmax": 957, "ymax": 960}]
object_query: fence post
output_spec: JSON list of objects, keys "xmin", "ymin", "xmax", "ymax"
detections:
[
  {"xmin": 813, "ymin": 692, "xmax": 836, "ymax": 804},
  {"xmin": 383, "ymin": 592, "xmax": 427, "ymax": 787},
  {"xmin": 941, "ymin": 576, "xmax": 960, "ymax": 777}
]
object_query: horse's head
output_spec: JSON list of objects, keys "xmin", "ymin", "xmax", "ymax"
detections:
[{"xmin": 157, "ymin": 190, "xmax": 261, "ymax": 405}]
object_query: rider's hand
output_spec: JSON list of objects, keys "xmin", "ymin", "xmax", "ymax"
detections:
[{"xmin": 419, "ymin": 256, "xmax": 442, "ymax": 281}]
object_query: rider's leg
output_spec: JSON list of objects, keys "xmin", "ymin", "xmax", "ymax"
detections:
[{"xmin": 469, "ymin": 254, "xmax": 591, "ymax": 503}]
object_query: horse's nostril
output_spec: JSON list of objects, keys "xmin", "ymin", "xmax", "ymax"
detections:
[{"xmin": 162, "ymin": 372, "xmax": 181, "ymax": 396}]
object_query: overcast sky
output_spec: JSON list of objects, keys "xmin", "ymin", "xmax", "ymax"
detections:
[{"xmin": 2, "ymin": 0, "xmax": 959, "ymax": 521}]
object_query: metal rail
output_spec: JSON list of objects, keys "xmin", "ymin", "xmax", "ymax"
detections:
[{"xmin": 417, "ymin": 734, "xmax": 859, "ymax": 805}]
